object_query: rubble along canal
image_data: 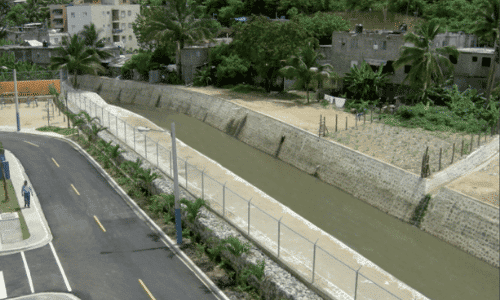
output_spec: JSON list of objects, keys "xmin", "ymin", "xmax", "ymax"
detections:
[{"xmin": 112, "ymin": 102, "xmax": 498, "ymax": 300}]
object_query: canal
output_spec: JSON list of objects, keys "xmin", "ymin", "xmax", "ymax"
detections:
[{"xmin": 113, "ymin": 103, "xmax": 499, "ymax": 300}]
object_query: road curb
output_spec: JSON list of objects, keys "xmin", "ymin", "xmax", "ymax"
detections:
[{"xmin": 7, "ymin": 292, "xmax": 81, "ymax": 300}]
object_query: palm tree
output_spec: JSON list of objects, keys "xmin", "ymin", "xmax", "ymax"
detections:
[
  {"xmin": 343, "ymin": 61, "xmax": 390, "ymax": 102},
  {"xmin": 472, "ymin": 0, "xmax": 500, "ymax": 103},
  {"xmin": 133, "ymin": 0, "xmax": 219, "ymax": 81},
  {"xmin": 279, "ymin": 42, "xmax": 338, "ymax": 104},
  {"xmin": 49, "ymin": 33, "xmax": 107, "ymax": 88},
  {"xmin": 393, "ymin": 19, "xmax": 460, "ymax": 106},
  {"xmin": 78, "ymin": 23, "xmax": 114, "ymax": 61}
]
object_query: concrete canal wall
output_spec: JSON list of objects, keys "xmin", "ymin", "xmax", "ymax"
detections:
[{"xmin": 73, "ymin": 75, "xmax": 499, "ymax": 267}]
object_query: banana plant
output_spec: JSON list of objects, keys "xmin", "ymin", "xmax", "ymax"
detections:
[
  {"xmin": 343, "ymin": 61, "xmax": 390, "ymax": 101},
  {"xmin": 88, "ymin": 123, "xmax": 108, "ymax": 144},
  {"xmin": 120, "ymin": 158, "xmax": 144, "ymax": 178}
]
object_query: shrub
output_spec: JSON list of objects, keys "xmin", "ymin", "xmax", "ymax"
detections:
[{"xmin": 216, "ymin": 53, "xmax": 250, "ymax": 87}]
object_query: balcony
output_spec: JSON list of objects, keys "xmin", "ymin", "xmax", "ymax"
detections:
[
  {"xmin": 112, "ymin": 29, "xmax": 123, "ymax": 34},
  {"xmin": 52, "ymin": 9, "xmax": 63, "ymax": 16}
]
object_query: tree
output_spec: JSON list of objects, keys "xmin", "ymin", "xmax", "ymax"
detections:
[
  {"xmin": 0, "ymin": 0, "xmax": 11, "ymax": 39},
  {"xmin": 291, "ymin": 12, "xmax": 350, "ymax": 45},
  {"xmin": 472, "ymin": 0, "xmax": 500, "ymax": 103},
  {"xmin": 78, "ymin": 23, "xmax": 114, "ymax": 63},
  {"xmin": 343, "ymin": 61, "xmax": 390, "ymax": 102},
  {"xmin": 132, "ymin": 0, "xmax": 220, "ymax": 81},
  {"xmin": 279, "ymin": 41, "xmax": 338, "ymax": 103},
  {"xmin": 232, "ymin": 15, "xmax": 312, "ymax": 93},
  {"xmin": 49, "ymin": 34, "xmax": 107, "ymax": 88},
  {"xmin": 393, "ymin": 19, "xmax": 460, "ymax": 106}
]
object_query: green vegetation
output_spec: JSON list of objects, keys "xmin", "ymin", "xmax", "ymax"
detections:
[
  {"xmin": 49, "ymin": 34, "xmax": 107, "ymax": 88},
  {"xmin": 36, "ymin": 126, "xmax": 77, "ymax": 136},
  {"xmin": 410, "ymin": 193, "xmax": 432, "ymax": 227},
  {"xmin": 0, "ymin": 179, "xmax": 30, "ymax": 240}
]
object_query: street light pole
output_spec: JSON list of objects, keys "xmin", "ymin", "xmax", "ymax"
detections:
[{"xmin": 14, "ymin": 69, "xmax": 20, "ymax": 131}]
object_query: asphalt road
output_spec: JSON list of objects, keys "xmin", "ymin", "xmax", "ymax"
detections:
[{"xmin": 0, "ymin": 132, "xmax": 220, "ymax": 300}]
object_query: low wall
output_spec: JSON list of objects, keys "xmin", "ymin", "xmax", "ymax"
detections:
[
  {"xmin": 0, "ymin": 80, "xmax": 61, "ymax": 96},
  {"xmin": 73, "ymin": 75, "xmax": 499, "ymax": 267},
  {"xmin": 422, "ymin": 188, "xmax": 499, "ymax": 267}
]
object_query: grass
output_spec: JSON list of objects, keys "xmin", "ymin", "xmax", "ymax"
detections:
[
  {"xmin": 0, "ymin": 179, "xmax": 30, "ymax": 240},
  {"xmin": 37, "ymin": 126, "xmax": 272, "ymax": 300}
]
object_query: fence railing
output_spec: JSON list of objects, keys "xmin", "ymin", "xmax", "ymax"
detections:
[
  {"xmin": 63, "ymin": 82, "xmax": 431, "ymax": 300},
  {"xmin": 0, "ymin": 70, "xmax": 61, "ymax": 82}
]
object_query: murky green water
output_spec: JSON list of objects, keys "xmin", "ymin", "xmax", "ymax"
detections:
[{"xmin": 114, "ymin": 103, "xmax": 499, "ymax": 300}]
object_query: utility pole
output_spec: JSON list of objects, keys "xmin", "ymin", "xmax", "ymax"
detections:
[{"xmin": 171, "ymin": 122, "xmax": 182, "ymax": 245}]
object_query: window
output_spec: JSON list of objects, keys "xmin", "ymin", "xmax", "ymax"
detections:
[
  {"xmin": 472, "ymin": 56, "xmax": 478, "ymax": 62},
  {"xmin": 449, "ymin": 55, "xmax": 457, "ymax": 64},
  {"xmin": 128, "ymin": 10, "xmax": 131, "ymax": 16},
  {"xmin": 71, "ymin": 12, "xmax": 75, "ymax": 18},
  {"xmin": 128, "ymin": 35, "xmax": 132, "ymax": 41},
  {"xmin": 122, "ymin": 36, "xmax": 126, "ymax": 41},
  {"xmin": 129, "ymin": 23, "xmax": 132, "ymax": 28},
  {"xmin": 83, "ymin": 12, "xmax": 87, "ymax": 16},
  {"xmin": 382, "ymin": 41, "xmax": 387, "ymax": 50},
  {"xmin": 107, "ymin": 37, "xmax": 110, "ymax": 42},
  {"xmin": 482, "ymin": 57, "xmax": 491, "ymax": 67},
  {"xmin": 404, "ymin": 65, "xmax": 411, "ymax": 73},
  {"xmin": 340, "ymin": 38, "xmax": 346, "ymax": 48},
  {"xmin": 442, "ymin": 40, "xmax": 448, "ymax": 47},
  {"xmin": 107, "ymin": 11, "xmax": 110, "ymax": 15},
  {"xmin": 121, "ymin": 11, "xmax": 125, "ymax": 18},
  {"xmin": 103, "ymin": 24, "xmax": 106, "ymax": 28}
]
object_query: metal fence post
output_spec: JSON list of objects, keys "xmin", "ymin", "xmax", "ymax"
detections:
[
  {"xmin": 312, "ymin": 238, "xmax": 319, "ymax": 284},
  {"xmin": 354, "ymin": 267, "xmax": 361, "ymax": 300},
  {"xmin": 223, "ymin": 182, "xmax": 226, "ymax": 217},
  {"xmin": 185, "ymin": 160, "xmax": 188, "ymax": 188},
  {"xmin": 278, "ymin": 216, "xmax": 283, "ymax": 258},
  {"xmin": 248, "ymin": 198, "xmax": 252, "ymax": 235}
]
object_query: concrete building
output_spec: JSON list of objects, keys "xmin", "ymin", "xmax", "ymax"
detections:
[
  {"xmin": 330, "ymin": 26, "xmax": 499, "ymax": 99},
  {"xmin": 49, "ymin": 0, "xmax": 140, "ymax": 51},
  {"xmin": 0, "ymin": 44, "xmax": 120, "ymax": 68}
]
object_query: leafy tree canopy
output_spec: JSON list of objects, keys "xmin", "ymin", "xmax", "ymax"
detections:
[
  {"xmin": 231, "ymin": 15, "xmax": 315, "ymax": 92},
  {"xmin": 291, "ymin": 12, "xmax": 350, "ymax": 44}
]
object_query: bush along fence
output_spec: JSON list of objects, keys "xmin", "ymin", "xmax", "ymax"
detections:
[{"xmin": 59, "ymin": 85, "xmax": 426, "ymax": 300}]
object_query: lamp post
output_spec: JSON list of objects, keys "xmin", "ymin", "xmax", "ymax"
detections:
[{"xmin": 1, "ymin": 66, "xmax": 20, "ymax": 131}]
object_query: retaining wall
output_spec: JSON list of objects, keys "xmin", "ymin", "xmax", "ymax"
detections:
[{"xmin": 72, "ymin": 75, "xmax": 500, "ymax": 267}]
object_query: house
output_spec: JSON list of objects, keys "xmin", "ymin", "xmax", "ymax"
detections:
[
  {"xmin": 49, "ymin": 0, "xmax": 141, "ymax": 51},
  {"xmin": 0, "ymin": 44, "xmax": 120, "ymax": 68},
  {"xmin": 330, "ymin": 25, "xmax": 499, "ymax": 99}
]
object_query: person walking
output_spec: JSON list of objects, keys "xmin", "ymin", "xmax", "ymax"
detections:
[{"xmin": 21, "ymin": 180, "xmax": 32, "ymax": 208}]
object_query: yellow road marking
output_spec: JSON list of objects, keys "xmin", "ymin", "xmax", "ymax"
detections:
[
  {"xmin": 138, "ymin": 279, "xmax": 156, "ymax": 300},
  {"xmin": 23, "ymin": 141, "xmax": 39, "ymax": 147},
  {"xmin": 51, "ymin": 158, "xmax": 60, "ymax": 168},
  {"xmin": 70, "ymin": 184, "xmax": 80, "ymax": 196},
  {"xmin": 93, "ymin": 215, "xmax": 106, "ymax": 232}
]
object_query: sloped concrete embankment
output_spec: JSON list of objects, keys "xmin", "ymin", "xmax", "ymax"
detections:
[{"xmin": 74, "ymin": 75, "xmax": 499, "ymax": 267}]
